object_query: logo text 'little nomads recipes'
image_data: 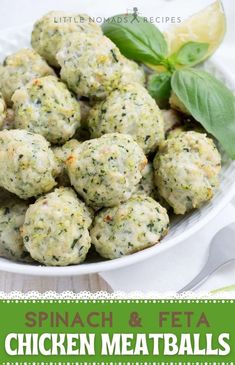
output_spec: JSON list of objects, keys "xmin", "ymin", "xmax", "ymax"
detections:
[
  {"xmin": 53, "ymin": 9, "xmax": 182, "ymax": 26},
  {"xmin": 4, "ymin": 310, "xmax": 231, "ymax": 357}
]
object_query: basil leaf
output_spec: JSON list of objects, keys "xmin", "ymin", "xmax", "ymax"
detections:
[
  {"xmin": 102, "ymin": 14, "xmax": 168, "ymax": 65},
  {"xmin": 171, "ymin": 68, "xmax": 235, "ymax": 159},
  {"xmin": 172, "ymin": 42, "xmax": 209, "ymax": 66},
  {"xmin": 148, "ymin": 72, "xmax": 171, "ymax": 108}
]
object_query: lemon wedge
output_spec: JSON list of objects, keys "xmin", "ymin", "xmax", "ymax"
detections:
[{"xmin": 165, "ymin": 0, "xmax": 226, "ymax": 62}]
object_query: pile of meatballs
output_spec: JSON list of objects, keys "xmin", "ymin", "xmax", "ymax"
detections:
[{"xmin": 0, "ymin": 12, "xmax": 221, "ymax": 266}]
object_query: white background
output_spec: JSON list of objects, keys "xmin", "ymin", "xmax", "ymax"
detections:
[{"xmin": 0, "ymin": 0, "xmax": 235, "ymax": 293}]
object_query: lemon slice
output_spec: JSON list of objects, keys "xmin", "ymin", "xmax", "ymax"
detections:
[{"xmin": 165, "ymin": 0, "xmax": 226, "ymax": 62}]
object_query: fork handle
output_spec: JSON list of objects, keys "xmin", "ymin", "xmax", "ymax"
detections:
[
  {"xmin": 178, "ymin": 264, "xmax": 213, "ymax": 293},
  {"xmin": 177, "ymin": 260, "xmax": 228, "ymax": 293}
]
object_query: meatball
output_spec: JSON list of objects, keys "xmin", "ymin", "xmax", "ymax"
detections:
[
  {"xmin": 88, "ymin": 83, "xmax": 164, "ymax": 154},
  {"xmin": 12, "ymin": 76, "xmax": 81, "ymax": 144},
  {"xmin": 135, "ymin": 163, "xmax": 156, "ymax": 198},
  {"xmin": 57, "ymin": 32, "xmax": 123, "ymax": 99},
  {"xmin": 0, "ymin": 93, "xmax": 6, "ymax": 128},
  {"xmin": 161, "ymin": 109, "xmax": 181, "ymax": 134},
  {"xmin": 0, "ymin": 194, "xmax": 32, "ymax": 262},
  {"xmin": 91, "ymin": 195, "xmax": 169, "ymax": 259},
  {"xmin": 169, "ymin": 92, "xmax": 190, "ymax": 115},
  {"xmin": 0, "ymin": 48, "xmax": 55, "ymax": 106},
  {"xmin": 53, "ymin": 139, "xmax": 80, "ymax": 186},
  {"xmin": 153, "ymin": 131, "xmax": 221, "ymax": 214},
  {"xmin": 120, "ymin": 57, "xmax": 146, "ymax": 86},
  {"xmin": 0, "ymin": 130, "xmax": 56, "ymax": 199},
  {"xmin": 22, "ymin": 187, "xmax": 92, "ymax": 266},
  {"xmin": 66, "ymin": 133, "xmax": 147, "ymax": 207},
  {"xmin": 31, "ymin": 11, "xmax": 102, "ymax": 67}
]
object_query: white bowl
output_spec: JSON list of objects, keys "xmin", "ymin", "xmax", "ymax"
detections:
[{"xmin": 0, "ymin": 25, "xmax": 235, "ymax": 276}]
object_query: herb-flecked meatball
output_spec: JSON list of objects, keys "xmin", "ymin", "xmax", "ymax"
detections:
[
  {"xmin": 169, "ymin": 92, "xmax": 190, "ymax": 115},
  {"xmin": 91, "ymin": 195, "xmax": 169, "ymax": 259},
  {"xmin": 12, "ymin": 76, "xmax": 81, "ymax": 144},
  {"xmin": 31, "ymin": 11, "xmax": 102, "ymax": 67},
  {"xmin": 57, "ymin": 32, "xmax": 123, "ymax": 99},
  {"xmin": 120, "ymin": 57, "xmax": 146, "ymax": 86},
  {"xmin": 22, "ymin": 187, "xmax": 92, "ymax": 266},
  {"xmin": 88, "ymin": 83, "xmax": 164, "ymax": 154},
  {"xmin": 53, "ymin": 139, "xmax": 80, "ymax": 186},
  {"xmin": 0, "ymin": 48, "xmax": 55, "ymax": 106},
  {"xmin": 0, "ymin": 194, "xmax": 32, "ymax": 262},
  {"xmin": 135, "ymin": 163, "xmax": 156, "ymax": 198},
  {"xmin": 153, "ymin": 131, "xmax": 221, "ymax": 214},
  {"xmin": 0, "ymin": 130, "xmax": 56, "ymax": 199},
  {"xmin": 66, "ymin": 133, "xmax": 147, "ymax": 207}
]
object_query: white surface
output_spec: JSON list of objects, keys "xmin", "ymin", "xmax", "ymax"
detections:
[
  {"xmin": 0, "ymin": 0, "xmax": 235, "ymax": 292},
  {"xmin": 0, "ymin": 272, "xmax": 111, "ymax": 293}
]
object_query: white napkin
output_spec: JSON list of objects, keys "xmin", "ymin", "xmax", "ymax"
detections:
[{"xmin": 101, "ymin": 204, "xmax": 235, "ymax": 293}]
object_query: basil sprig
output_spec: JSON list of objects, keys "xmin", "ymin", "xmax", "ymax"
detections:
[
  {"xmin": 171, "ymin": 41, "xmax": 209, "ymax": 66},
  {"xmin": 147, "ymin": 72, "xmax": 172, "ymax": 108},
  {"xmin": 171, "ymin": 69, "xmax": 235, "ymax": 158},
  {"xmin": 103, "ymin": 15, "xmax": 209, "ymax": 70},
  {"xmin": 103, "ymin": 13, "xmax": 235, "ymax": 159},
  {"xmin": 102, "ymin": 15, "xmax": 168, "ymax": 65}
]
